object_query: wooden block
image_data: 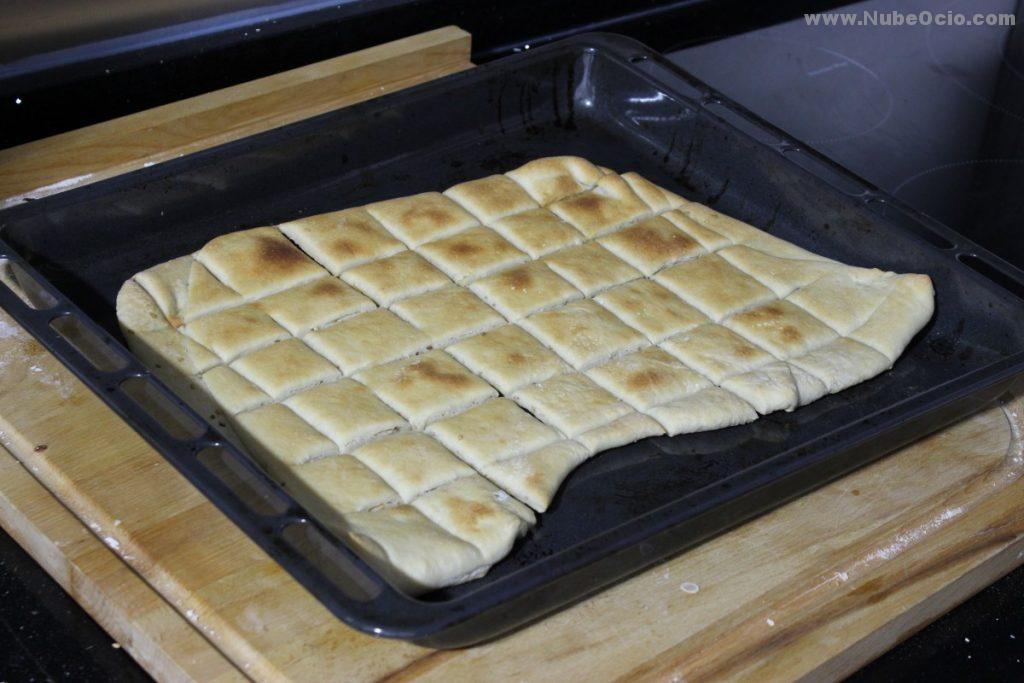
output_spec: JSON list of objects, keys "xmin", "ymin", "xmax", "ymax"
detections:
[
  {"xmin": 0, "ymin": 446, "xmax": 242, "ymax": 682},
  {"xmin": 0, "ymin": 26, "xmax": 472, "ymax": 207}
]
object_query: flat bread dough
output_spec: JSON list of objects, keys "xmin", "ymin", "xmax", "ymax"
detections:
[{"xmin": 117, "ymin": 156, "xmax": 933, "ymax": 592}]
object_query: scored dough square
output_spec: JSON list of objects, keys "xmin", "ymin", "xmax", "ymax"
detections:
[
  {"xmin": 488, "ymin": 208, "xmax": 583, "ymax": 257},
  {"xmin": 184, "ymin": 304, "xmax": 289, "ymax": 362},
  {"xmin": 343, "ymin": 504, "xmax": 484, "ymax": 592},
  {"xmin": 621, "ymin": 172, "xmax": 686, "ymax": 213},
  {"xmin": 366, "ymin": 192, "xmax": 479, "ymax": 246},
  {"xmin": 417, "ymin": 226, "xmax": 528, "ymax": 284},
  {"xmin": 470, "ymin": 261, "xmax": 581, "ymax": 320},
  {"xmin": 595, "ymin": 279, "xmax": 708, "ymax": 342},
  {"xmin": 341, "ymin": 251, "xmax": 450, "ymax": 305},
  {"xmin": 284, "ymin": 454, "xmax": 399, "ymax": 518},
  {"xmin": 717, "ymin": 245, "xmax": 834, "ymax": 297},
  {"xmin": 663, "ymin": 209, "xmax": 733, "ymax": 251},
  {"xmin": 351, "ymin": 432, "xmax": 474, "ymax": 502},
  {"xmin": 587, "ymin": 347, "xmax": 711, "ymax": 410},
  {"xmin": 656, "ymin": 253, "xmax": 776, "ymax": 320},
  {"xmin": 545, "ymin": 242, "xmax": 641, "ymax": 295},
  {"xmin": 305, "ymin": 309, "xmax": 429, "ymax": 374},
  {"xmin": 391, "ymin": 287, "xmax": 504, "ymax": 346},
  {"xmin": 447, "ymin": 324, "xmax": 569, "ymax": 393},
  {"xmin": 135, "ymin": 256, "xmax": 241, "ymax": 325},
  {"xmin": 481, "ymin": 440, "xmax": 591, "ymax": 513},
  {"xmin": 786, "ymin": 272, "xmax": 896, "ymax": 335},
  {"xmin": 598, "ymin": 215, "xmax": 705, "ymax": 275},
  {"xmin": 646, "ymin": 387, "xmax": 758, "ymax": 435},
  {"xmin": 230, "ymin": 338, "xmax": 340, "ymax": 399},
  {"xmin": 444, "ymin": 174, "xmax": 539, "ymax": 222},
  {"xmin": 512, "ymin": 372, "xmax": 634, "ymax": 437},
  {"xmin": 233, "ymin": 403, "xmax": 336, "ymax": 474},
  {"xmin": 724, "ymin": 300, "xmax": 838, "ymax": 359},
  {"xmin": 575, "ymin": 412, "xmax": 663, "ymax": 455},
  {"xmin": 256, "ymin": 277, "xmax": 374, "ymax": 335},
  {"xmin": 199, "ymin": 366, "xmax": 270, "ymax": 414},
  {"xmin": 355, "ymin": 350, "xmax": 497, "ymax": 427},
  {"xmin": 661, "ymin": 323, "xmax": 774, "ymax": 384},
  {"xmin": 505, "ymin": 156, "xmax": 605, "ymax": 205},
  {"xmin": 790, "ymin": 337, "xmax": 892, "ymax": 393},
  {"xmin": 412, "ymin": 476, "xmax": 534, "ymax": 560},
  {"xmin": 549, "ymin": 173, "xmax": 651, "ymax": 238},
  {"xmin": 427, "ymin": 398, "xmax": 560, "ymax": 466},
  {"xmin": 195, "ymin": 226, "xmax": 327, "ymax": 298},
  {"xmin": 278, "ymin": 207, "xmax": 405, "ymax": 274},
  {"xmin": 285, "ymin": 379, "xmax": 406, "ymax": 451},
  {"xmin": 521, "ymin": 299, "xmax": 646, "ymax": 369},
  {"xmin": 720, "ymin": 361, "xmax": 801, "ymax": 414}
]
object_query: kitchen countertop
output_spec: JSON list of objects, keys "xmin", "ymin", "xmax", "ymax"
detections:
[{"xmin": 2, "ymin": 1, "xmax": 1024, "ymax": 679}]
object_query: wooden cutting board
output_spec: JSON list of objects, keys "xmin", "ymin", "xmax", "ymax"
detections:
[{"xmin": 1, "ymin": 26, "xmax": 1023, "ymax": 682}]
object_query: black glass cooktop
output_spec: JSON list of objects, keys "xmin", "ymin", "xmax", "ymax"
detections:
[{"xmin": 669, "ymin": 0, "xmax": 1024, "ymax": 269}]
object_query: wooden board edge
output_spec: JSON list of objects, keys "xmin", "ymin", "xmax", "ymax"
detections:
[
  {"xmin": 0, "ymin": 445, "xmax": 243, "ymax": 683},
  {"xmin": 0, "ymin": 26, "xmax": 472, "ymax": 206}
]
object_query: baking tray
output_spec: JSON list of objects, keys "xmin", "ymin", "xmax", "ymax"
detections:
[{"xmin": 2, "ymin": 33, "xmax": 1024, "ymax": 648}]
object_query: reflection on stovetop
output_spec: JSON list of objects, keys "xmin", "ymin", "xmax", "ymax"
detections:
[{"xmin": 669, "ymin": 0, "xmax": 1024, "ymax": 268}]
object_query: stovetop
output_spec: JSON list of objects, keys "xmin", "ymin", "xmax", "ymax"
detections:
[{"xmin": 669, "ymin": 0, "xmax": 1024, "ymax": 269}]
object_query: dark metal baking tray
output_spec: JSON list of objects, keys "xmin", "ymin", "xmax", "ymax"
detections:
[{"xmin": 2, "ymin": 33, "xmax": 1024, "ymax": 648}]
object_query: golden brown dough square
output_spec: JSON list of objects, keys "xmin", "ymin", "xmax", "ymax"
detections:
[
  {"xmin": 199, "ymin": 365, "xmax": 271, "ymax": 414},
  {"xmin": 488, "ymin": 208, "xmax": 583, "ymax": 257},
  {"xmin": 481, "ymin": 440, "xmax": 591, "ymax": 512},
  {"xmin": 521, "ymin": 299, "xmax": 646, "ymax": 369},
  {"xmin": 412, "ymin": 476, "xmax": 534, "ymax": 560},
  {"xmin": 285, "ymin": 379, "xmax": 406, "ymax": 451},
  {"xmin": 575, "ymin": 412, "xmax": 663, "ymax": 454},
  {"xmin": 549, "ymin": 174, "xmax": 651, "ymax": 238},
  {"xmin": 587, "ymin": 347, "xmax": 711, "ymax": 410},
  {"xmin": 444, "ymin": 174, "xmax": 539, "ymax": 222},
  {"xmin": 195, "ymin": 226, "xmax": 327, "ymax": 298},
  {"xmin": 341, "ymin": 251, "xmax": 451, "ymax": 305},
  {"xmin": 661, "ymin": 323, "xmax": 774, "ymax": 384},
  {"xmin": 391, "ymin": 287, "xmax": 504, "ymax": 346},
  {"xmin": 427, "ymin": 398, "xmax": 560, "ymax": 465},
  {"xmin": 343, "ymin": 505, "xmax": 484, "ymax": 592},
  {"xmin": 470, "ymin": 261, "xmax": 581, "ymax": 320},
  {"xmin": 184, "ymin": 304, "xmax": 290, "ymax": 361},
  {"xmin": 717, "ymin": 244, "xmax": 834, "ymax": 297},
  {"xmin": 417, "ymin": 226, "xmax": 528, "ymax": 284},
  {"xmin": 284, "ymin": 454, "xmax": 399, "ymax": 518},
  {"xmin": 598, "ymin": 216, "xmax": 704, "ymax": 275},
  {"xmin": 351, "ymin": 432, "xmax": 474, "ymax": 502},
  {"xmin": 355, "ymin": 350, "xmax": 497, "ymax": 427},
  {"xmin": 646, "ymin": 387, "xmax": 758, "ymax": 435},
  {"xmin": 512, "ymin": 372, "xmax": 634, "ymax": 436},
  {"xmin": 366, "ymin": 192, "xmax": 479, "ymax": 246},
  {"xmin": 656, "ymin": 254, "xmax": 776, "ymax": 320},
  {"xmin": 505, "ymin": 156, "xmax": 605, "ymax": 205},
  {"xmin": 719, "ymin": 361, "xmax": 800, "ymax": 414},
  {"xmin": 304, "ymin": 309, "xmax": 429, "ymax": 374},
  {"xmin": 447, "ymin": 324, "xmax": 569, "ymax": 393},
  {"xmin": 545, "ymin": 242, "xmax": 641, "ymax": 295},
  {"xmin": 663, "ymin": 209, "xmax": 733, "ymax": 251},
  {"xmin": 257, "ymin": 277, "xmax": 374, "ymax": 335},
  {"xmin": 724, "ymin": 300, "xmax": 838, "ymax": 358},
  {"xmin": 278, "ymin": 207, "xmax": 405, "ymax": 274},
  {"xmin": 621, "ymin": 171, "xmax": 686, "ymax": 213},
  {"xmin": 230, "ymin": 338, "xmax": 340, "ymax": 399},
  {"xmin": 233, "ymin": 403, "xmax": 336, "ymax": 475},
  {"xmin": 595, "ymin": 279, "xmax": 708, "ymax": 342}
]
